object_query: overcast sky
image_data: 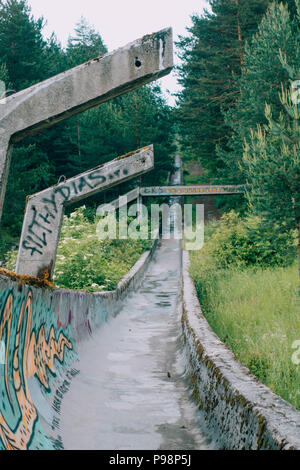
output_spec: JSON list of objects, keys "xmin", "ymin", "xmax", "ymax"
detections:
[{"xmin": 27, "ymin": 0, "xmax": 208, "ymax": 105}]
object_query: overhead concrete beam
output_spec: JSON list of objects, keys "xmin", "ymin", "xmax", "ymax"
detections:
[
  {"xmin": 16, "ymin": 146, "xmax": 154, "ymax": 279},
  {"xmin": 0, "ymin": 27, "xmax": 173, "ymax": 220},
  {"xmin": 140, "ymin": 185, "xmax": 245, "ymax": 196}
]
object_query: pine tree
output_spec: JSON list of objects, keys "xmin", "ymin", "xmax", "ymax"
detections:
[
  {"xmin": 0, "ymin": 0, "xmax": 47, "ymax": 91},
  {"xmin": 66, "ymin": 17, "xmax": 107, "ymax": 67},
  {"xmin": 220, "ymin": 1, "xmax": 299, "ymax": 185},
  {"xmin": 176, "ymin": 0, "xmax": 269, "ymax": 178},
  {"xmin": 0, "ymin": 0, "xmax": 54, "ymax": 239},
  {"xmin": 242, "ymin": 55, "xmax": 300, "ymax": 278},
  {"xmin": 0, "ymin": 62, "xmax": 9, "ymax": 97}
]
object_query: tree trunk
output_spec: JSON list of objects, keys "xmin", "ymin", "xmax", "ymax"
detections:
[
  {"xmin": 235, "ymin": 0, "xmax": 244, "ymax": 66},
  {"xmin": 77, "ymin": 117, "xmax": 81, "ymax": 167}
]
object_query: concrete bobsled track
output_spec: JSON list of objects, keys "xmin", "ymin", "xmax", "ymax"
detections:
[
  {"xmin": 2, "ymin": 23, "xmax": 300, "ymax": 450},
  {"xmin": 0, "ymin": 237, "xmax": 214, "ymax": 450},
  {"xmin": 0, "ymin": 240, "xmax": 160, "ymax": 450},
  {"xmin": 2, "ymin": 159, "xmax": 300, "ymax": 450},
  {"xmin": 2, "ymin": 236, "xmax": 300, "ymax": 450},
  {"xmin": 58, "ymin": 238, "xmax": 214, "ymax": 450}
]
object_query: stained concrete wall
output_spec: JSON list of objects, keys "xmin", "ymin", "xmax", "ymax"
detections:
[
  {"xmin": 182, "ymin": 250, "xmax": 300, "ymax": 450},
  {"xmin": 0, "ymin": 240, "xmax": 158, "ymax": 450}
]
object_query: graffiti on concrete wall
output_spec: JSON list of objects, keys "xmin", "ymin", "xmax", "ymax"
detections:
[
  {"xmin": 0, "ymin": 287, "xmax": 75, "ymax": 450},
  {"xmin": 16, "ymin": 146, "xmax": 154, "ymax": 279},
  {"xmin": 21, "ymin": 167, "xmax": 131, "ymax": 258}
]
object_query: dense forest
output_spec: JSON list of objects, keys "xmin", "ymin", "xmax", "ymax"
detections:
[{"xmin": 177, "ymin": 0, "xmax": 300, "ymax": 272}]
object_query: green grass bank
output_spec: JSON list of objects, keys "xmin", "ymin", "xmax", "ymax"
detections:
[{"xmin": 189, "ymin": 214, "xmax": 300, "ymax": 411}]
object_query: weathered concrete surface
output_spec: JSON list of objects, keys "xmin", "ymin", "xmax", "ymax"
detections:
[
  {"xmin": 182, "ymin": 250, "xmax": 300, "ymax": 450},
  {"xmin": 0, "ymin": 239, "xmax": 158, "ymax": 450},
  {"xmin": 16, "ymin": 146, "xmax": 154, "ymax": 279},
  {"xmin": 140, "ymin": 184, "xmax": 245, "ymax": 196},
  {"xmin": 59, "ymin": 239, "xmax": 214, "ymax": 450},
  {"xmin": 0, "ymin": 27, "xmax": 173, "ymax": 220}
]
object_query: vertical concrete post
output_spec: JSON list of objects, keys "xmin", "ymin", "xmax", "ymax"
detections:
[{"xmin": 0, "ymin": 136, "xmax": 11, "ymax": 216}]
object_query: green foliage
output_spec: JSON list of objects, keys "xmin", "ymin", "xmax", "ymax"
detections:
[
  {"xmin": 0, "ymin": 62, "xmax": 9, "ymax": 93},
  {"xmin": 190, "ymin": 246, "xmax": 300, "ymax": 410},
  {"xmin": 2, "ymin": 144, "xmax": 53, "ymax": 236},
  {"xmin": 220, "ymin": 1, "xmax": 299, "ymax": 184},
  {"xmin": 200, "ymin": 211, "xmax": 296, "ymax": 269},
  {"xmin": 3, "ymin": 206, "xmax": 152, "ymax": 290},
  {"xmin": 242, "ymin": 60, "xmax": 300, "ymax": 279},
  {"xmin": 53, "ymin": 207, "xmax": 151, "ymax": 292},
  {"xmin": 176, "ymin": 0, "xmax": 269, "ymax": 179},
  {"xmin": 3, "ymin": 244, "xmax": 17, "ymax": 270},
  {"xmin": 0, "ymin": 0, "xmax": 47, "ymax": 91},
  {"xmin": 66, "ymin": 16, "xmax": 107, "ymax": 67},
  {"xmin": 0, "ymin": 3, "xmax": 175, "ymax": 243},
  {"xmin": 66, "ymin": 85, "xmax": 175, "ymax": 184}
]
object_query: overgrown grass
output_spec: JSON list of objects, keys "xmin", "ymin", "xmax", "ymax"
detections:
[{"xmin": 189, "ymin": 215, "xmax": 300, "ymax": 410}]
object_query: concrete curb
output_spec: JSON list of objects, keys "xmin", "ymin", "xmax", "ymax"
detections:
[{"xmin": 182, "ymin": 250, "xmax": 300, "ymax": 450}]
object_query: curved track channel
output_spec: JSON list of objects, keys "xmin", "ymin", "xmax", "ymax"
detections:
[{"xmin": 59, "ymin": 238, "xmax": 214, "ymax": 450}]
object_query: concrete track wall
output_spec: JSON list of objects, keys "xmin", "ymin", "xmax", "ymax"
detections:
[
  {"xmin": 0, "ymin": 240, "xmax": 158, "ymax": 450},
  {"xmin": 182, "ymin": 250, "xmax": 300, "ymax": 450}
]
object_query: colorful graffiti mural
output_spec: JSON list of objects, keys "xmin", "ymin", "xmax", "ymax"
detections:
[{"xmin": 0, "ymin": 285, "xmax": 75, "ymax": 450}]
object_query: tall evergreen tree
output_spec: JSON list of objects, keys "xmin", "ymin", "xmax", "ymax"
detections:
[
  {"xmin": 66, "ymin": 17, "xmax": 107, "ymax": 67},
  {"xmin": 220, "ymin": 1, "xmax": 299, "ymax": 184},
  {"xmin": 176, "ymin": 0, "xmax": 269, "ymax": 178},
  {"xmin": 0, "ymin": 0, "xmax": 54, "ymax": 239},
  {"xmin": 0, "ymin": 0, "xmax": 47, "ymax": 90},
  {"xmin": 243, "ymin": 57, "xmax": 300, "ymax": 277}
]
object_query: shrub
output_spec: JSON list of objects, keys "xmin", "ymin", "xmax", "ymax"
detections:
[
  {"xmin": 204, "ymin": 211, "xmax": 296, "ymax": 269},
  {"xmin": 3, "ymin": 246, "xmax": 18, "ymax": 271},
  {"xmin": 2, "ymin": 206, "xmax": 152, "ymax": 292},
  {"xmin": 53, "ymin": 206, "xmax": 151, "ymax": 291}
]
